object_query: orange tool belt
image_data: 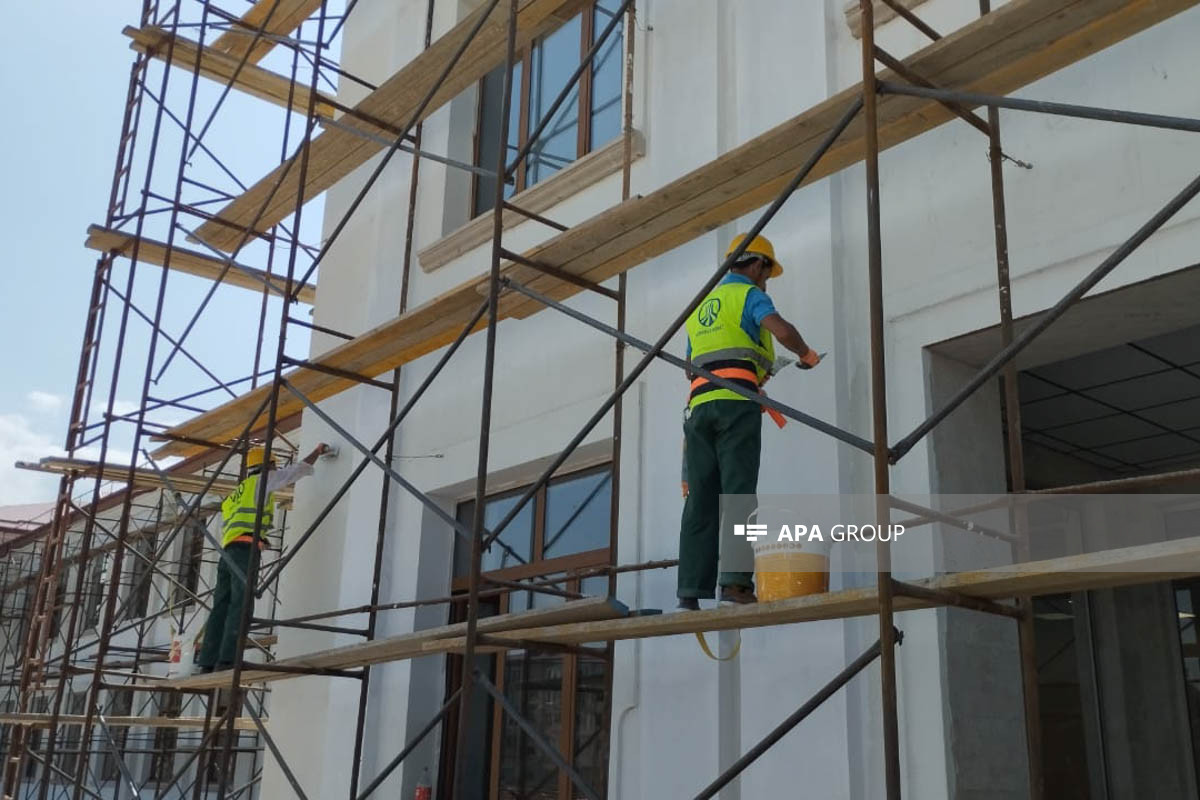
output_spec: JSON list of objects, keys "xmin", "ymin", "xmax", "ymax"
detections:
[
  {"xmin": 689, "ymin": 363, "xmax": 787, "ymax": 428},
  {"xmin": 227, "ymin": 536, "xmax": 267, "ymax": 548},
  {"xmin": 688, "ymin": 364, "xmax": 760, "ymax": 402}
]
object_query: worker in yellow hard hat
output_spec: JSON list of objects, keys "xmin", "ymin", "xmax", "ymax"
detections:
[
  {"xmin": 677, "ymin": 234, "xmax": 822, "ymax": 609},
  {"xmin": 197, "ymin": 441, "xmax": 332, "ymax": 673}
]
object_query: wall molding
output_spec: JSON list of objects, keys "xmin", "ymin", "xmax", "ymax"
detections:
[
  {"xmin": 844, "ymin": 0, "xmax": 932, "ymax": 39},
  {"xmin": 419, "ymin": 130, "xmax": 645, "ymax": 273}
]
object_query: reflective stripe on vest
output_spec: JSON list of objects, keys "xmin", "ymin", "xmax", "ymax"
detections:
[
  {"xmin": 220, "ymin": 473, "xmax": 275, "ymax": 549},
  {"xmin": 684, "ymin": 281, "xmax": 775, "ymax": 410}
]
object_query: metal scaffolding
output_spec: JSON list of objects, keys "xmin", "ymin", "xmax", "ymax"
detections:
[{"xmin": 3, "ymin": 1, "xmax": 1200, "ymax": 798}]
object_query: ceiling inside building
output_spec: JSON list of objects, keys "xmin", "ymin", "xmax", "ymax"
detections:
[{"xmin": 1019, "ymin": 323, "xmax": 1200, "ymax": 474}]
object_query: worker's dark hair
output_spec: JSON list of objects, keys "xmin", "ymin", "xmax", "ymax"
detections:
[{"xmin": 731, "ymin": 255, "xmax": 766, "ymax": 272}]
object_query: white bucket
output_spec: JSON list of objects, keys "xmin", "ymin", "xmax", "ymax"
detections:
[
  {"xmin": 749, "ymin": 507, "xmax": 832, "ymax": 602},
  {"xmin": 167, "ymin": 625, "xmax": 199, "ymax": 678}
]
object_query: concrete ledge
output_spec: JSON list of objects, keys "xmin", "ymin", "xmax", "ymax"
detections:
[
  {"xmin": 418, "ymin": 130, "xmax": 644, "ymax": 273},
  {"xmin": 844, "ymin": 0, "xmax": 932, "ymax": 38}
]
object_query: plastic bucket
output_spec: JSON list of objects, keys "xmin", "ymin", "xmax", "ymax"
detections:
[
  {"xmin": 167, "ymin": 626, "xmax": 198, "ymax": 678},
  {"xmin": 750, "ymin": 507, "xmax": 831, "ymax": 602}
]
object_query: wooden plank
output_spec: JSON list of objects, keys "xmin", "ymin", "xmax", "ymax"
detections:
[
  {"xmin": 165, "ymin": 536, "xmax": 1200, "ymax": 688},
  {"xmin": 86, "ymin": 224, "xmax": 317, "ymax": 304},
  {"xmin": 14, "ymin": 457, "xmax": 294, "ymax": 505},
  {"xmin": 151, "ymin": 273, "xmax": 489, "ymax": 456},
  {"xmin": 503, "ymin": 0, "xmax": 1179, "ymax": 316},
  {"xmin": 0, "ymin": 713, "xmax": 260, "ymax": 732},
  {"xmin": 124, "ymin": 26, "xmax": 338, "ymax": 119},
  {"xmin": 210, "ymin": 0, "xmax": 322, "ymax": 64},
  {"xmin": 154, "ymin": 0, "xmax": 1197, "ymax": 456},
  {"xmin": 192, "ymin": 0, "xmax": 590, "ymax": 252},
  {"xmin": 431, "ymin": 534, "xmax": 1200, "ymax": 650},
  {"xmin": 165, "ymin": 596, "xmax": 628, "ymax": 689}
]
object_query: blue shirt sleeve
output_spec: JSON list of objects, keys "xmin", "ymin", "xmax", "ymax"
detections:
[{"xmin": 743, "ymin": 287, "xmax": 777, "ymax": 328}]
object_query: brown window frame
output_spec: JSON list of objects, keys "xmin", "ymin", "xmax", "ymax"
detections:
[
  {"xmin": 149, "ymin": 691, "xmax": 183, "ymax": 785},
  {"xmin": 99, "ymin": 690, "xmax": 134, "ymax": 783},
  {"xmin": 174, "ymin": 527, "xmax": 205, "ymax": 608},
  {"xmin": 470, "ymin": 0, "xmax": 623, "ymax": 217},
  {"xmin": 440, "ymin": 463, "xmax": 616, "ymax": 800}
]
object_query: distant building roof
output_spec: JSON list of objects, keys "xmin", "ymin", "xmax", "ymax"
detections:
[{"xmin": 0, "ymin": 502, "xmax": 56, "ymax": 542}]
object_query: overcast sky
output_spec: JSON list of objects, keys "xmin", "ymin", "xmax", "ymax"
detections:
[{"xmin": 0, "ymin": 2, "xmax": 326, "ymax": 513}]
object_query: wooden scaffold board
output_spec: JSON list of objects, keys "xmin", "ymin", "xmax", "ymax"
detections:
[
  {"xmin": 152, "ymin": 0, "xmax": 1199, "ymax": 459},
  {"xmin": 168, "ymin": 535, "xmax": 1200, "ymax": 689},
  {"xmin": 191, "ymin": 0, "xmax": 591, "ymax": 252},
  {"xmin": 15, "ymin": 457, "xmax": 294, "ymax": 505},
  {"xmin": 124, "ymin": 26, "xmax": 338, "ymax": 120},
  {"xmin": 0, "ymin": 713, "xmax": 260, "ymax": 732},
  {"xmin": 85, "ymin": 225, "xmax": 317, "ymax": 304},
  {"xmin": 209, "ymin": 0, "xmax": 323, "ymax": 64},
  {"xmin": 167, "ymin": 596, "xmax": 629, "ymax": 689}
]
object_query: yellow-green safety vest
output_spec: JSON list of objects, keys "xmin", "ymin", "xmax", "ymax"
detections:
[
  {"xmin": 685, "ymin": 281, "xmax": 775, "ymax": 410},
  {"xmin": 220, "ymin": 473, "xmax": 275, "ymax": 548}
]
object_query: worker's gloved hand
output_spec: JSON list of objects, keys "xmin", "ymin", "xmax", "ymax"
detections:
[{"xmin": 798, "ymin": 348, "xmax": 823, "ymax": 370}]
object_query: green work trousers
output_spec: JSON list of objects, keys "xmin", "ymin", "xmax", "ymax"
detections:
[
  {"xmin": 197, "ymin": 542, "xmax": 253, "ymax": 669},
  {"xmin": 678, "ymin": 399, "xmax": 760, "ymax": 599}
]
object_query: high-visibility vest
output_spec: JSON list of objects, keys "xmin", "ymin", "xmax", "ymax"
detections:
[
  {"xmin": 220, "ymin": 473, "xmax": 275, "ymax": 548},
  {"xmin": 685, "ymin": 280, "xmax": 775, "ymax": 410}
]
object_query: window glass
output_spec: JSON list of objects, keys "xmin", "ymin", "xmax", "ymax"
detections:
[
  {"xmin": 84, "ymin": 559, "xmax": 105, "ymax": 629},
  {"xmin": 474, "ymin": 61, "xmax": 524, "ymax": 217},
  {"xmin": 57, "ymin": 691, "xmax": 87, "ymax": 780},
  {"xmin": 454, "ymin": 492, "xmax": 534, "ymax": 576},
  {"xmin": 25, "ymin": 696, "xmax": 47, "ymax": 779},
  {"xmin": 174, "ymin": 528, "xmax": 204, "ymax": 607},
  {"xmin": 527, "ymin": 14, "xmax": 583, "ymax": 186},
  {"xmin": 543, "ymin": 470, "xmax": 612, "ymax": 559},
  {"xmin": 150, "ymin": 692, "xmax": 182, "ymax": 784},
  {"xmin": 589, "ymin": 0, "xmax": 624, "ymax": 149},
  {"xmin": 498, "ymin": 651, "xmax": 563, "ymax": 798},
  {"xmin": 580, "ymin": 574, "xmax": 609, "ymax": 599},
  {"xmin": 532, "ymin": 574, "xmax": 567, "ymax": 611},
  {"xmin": 100, "ymin": 691, "xmax": 133, "ymax": 781},
  {"xmin": 573, "ymin": 655, "xmax": 610, "ymax": 797},
  {"xmin": 128, "ymin": 531, "xmax": 157, "ymax": 620}
]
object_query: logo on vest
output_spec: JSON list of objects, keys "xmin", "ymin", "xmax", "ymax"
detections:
[{"xmin": 698, "ymin": 297, "xmax": 721, "ymax": 327}]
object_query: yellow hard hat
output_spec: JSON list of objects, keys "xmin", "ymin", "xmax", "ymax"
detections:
[
  {"xmin": 245, "ymin": 447, "xmax": 274, "ymax": 469},
  {"xmin": 726, "ymin": 234, "xmax": 783, "ymax": 278}
]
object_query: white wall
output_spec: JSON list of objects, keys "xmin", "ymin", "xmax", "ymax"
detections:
[{"xmin": 264, "ymin": 1, "xmax": 1200, "ymax": 798}]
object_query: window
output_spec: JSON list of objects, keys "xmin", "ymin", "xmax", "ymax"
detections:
[
  {"xmin": 25, "ymin": 695, "xmax": 48, "ymax": 779},
  {"xmin": 472, "ymin": 0, "xmax": 626, "ymax": 217},
  {"xmin": 127, "ymin": 530, "xmax": 158, "ymax": 620},
  {"xmin": 174, "ymin": 527, "xmax": 205, "ymax": 607},
  {"xmin": 99, "ymin": 691, "xmax": 133, "ymax": 782},
  {"xmin": 149, "ymin": 692, "xmax": 182, "ymax": 785},
  {"xmin": 441, "ymin": 465, "xmax": 614, "ymax": 800},
  {"xmin": 56, "ymin": 691, "xmax": 88, "ymax": 780},
  {"xmin": 48, "ymin": 576, "xmax": 67, "ymax": 639},
  {"xmin": 83, "ymin": 558, "xmax": 105, "ymax": 630}
]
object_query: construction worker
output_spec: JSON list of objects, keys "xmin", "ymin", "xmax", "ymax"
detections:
[
  {"xmin": 197, "ymin": 443, "xmax": 331, "ymax": 673},
  {"xmin": 677, "ymin": 234, "xmax": 821, "ymax": 609}
]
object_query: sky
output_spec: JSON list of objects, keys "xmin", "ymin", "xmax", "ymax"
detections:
[{"xmin": 0, "ymin": 2, "xmax": 328, "ymax": 513}]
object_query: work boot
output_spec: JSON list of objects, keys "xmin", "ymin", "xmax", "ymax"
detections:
[
  {"xmin": 676, "ymin": 597, "xmax": 700, "ymax": 611},
  {"xmin": 719, "ymin": 585, "xmax": 757, "ymax": 605}
]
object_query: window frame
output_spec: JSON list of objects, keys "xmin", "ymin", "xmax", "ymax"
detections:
[
  {"xmin": 441, "ymin": 463, "xmax": 616, "ymax": 800},
  {"xmin": 470, "ymin": 0, "xmax": 623, "ymax": 217},
  {"xmin": 449, "ymin": 463, "xmax": 615, "ymax": 591},
  {"xmin": 173, "ymin": 527, "xmax": 205, "ymax": 608}
]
